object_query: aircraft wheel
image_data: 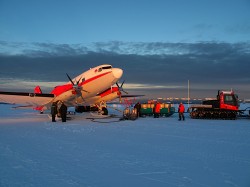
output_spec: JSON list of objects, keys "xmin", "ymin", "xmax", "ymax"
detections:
[{"xmin": 102, "ymin": 107, "xmax": 108, "ymax": 115}]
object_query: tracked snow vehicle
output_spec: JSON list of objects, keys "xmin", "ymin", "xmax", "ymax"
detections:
[{"xmin": 188, "ymin": 90, "xmax": 239, "ymax": 119}]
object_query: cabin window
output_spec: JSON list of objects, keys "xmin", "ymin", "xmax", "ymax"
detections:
[
  {"xmin": 225, "ymin": 95, "xmax": 233, "ymax": 102},
  {"xmin": 98, "ymin": 68, "xmax": 102, "ymax": 72}
]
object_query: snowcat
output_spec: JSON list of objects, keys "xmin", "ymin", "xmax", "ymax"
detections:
[{"xmin": 188, "ymin": 90, "xmax": 239, "ymax": 119}]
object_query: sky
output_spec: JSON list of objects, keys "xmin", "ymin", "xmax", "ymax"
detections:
[{"xmin": 0, "ymin": 0, "xmax": 250, "ymax": 99}]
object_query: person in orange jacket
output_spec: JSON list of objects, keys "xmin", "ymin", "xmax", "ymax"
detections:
[
  {"xmin": 178, "ymin": 102, "xmax": 185, "ymax": 121},
  {"xmin": 154, "ymin": 101, "xmax": 161, "ymax": 118}
]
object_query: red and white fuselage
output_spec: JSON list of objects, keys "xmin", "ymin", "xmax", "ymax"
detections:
[{"xmin": 50, "ymin": 64, "xmax": 123, "ymax": 106}]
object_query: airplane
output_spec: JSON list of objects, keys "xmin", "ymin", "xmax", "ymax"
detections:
[{"xmin": 0, "ymin": 64, "xmax": 130, "ymax": 115}]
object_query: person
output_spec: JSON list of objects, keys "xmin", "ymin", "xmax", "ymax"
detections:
[
  {"xmin": 178, "ymin": 102, "xmax": 185, "ymax": 121},
  {"xmin": 51, "ymin": 102, "xmax": 57, "ymax": 122},
  {"xmin": 59, "ymin": 102, "xmax": 68, "ymax": 122},
  {"xmin": 134, "ymin": 102, "xmax": 141, "ymax": 117},
  {"xmin": 154, "ymin": 101, "xmax": 161, "ymax": 118}
]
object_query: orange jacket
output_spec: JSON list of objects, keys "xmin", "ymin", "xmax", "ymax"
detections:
[{"xmin": 178, "ymin": 104, "xmax": 185, "ymax": 113}]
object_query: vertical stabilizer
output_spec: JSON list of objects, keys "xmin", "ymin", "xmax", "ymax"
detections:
[{"xmin": 34, "ymin": 86, "xmax": 42, "ymax": 94}]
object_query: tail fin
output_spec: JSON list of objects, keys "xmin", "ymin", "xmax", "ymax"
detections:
[{"xmin": 34, "ymin": 86, "xmax": 42, "ymax": 94}]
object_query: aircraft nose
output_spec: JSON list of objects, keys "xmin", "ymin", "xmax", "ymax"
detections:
[{"xmin": 113, "ymin": 68, "xmax": 123, "ymax": 79}]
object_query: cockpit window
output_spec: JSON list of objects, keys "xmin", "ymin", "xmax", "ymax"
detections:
[
  {"xmin": 97, "ymin": 66, "xmax": 112, "ymax": 73},
  {"xmin": 102, "ymin": 66, "xmax": 112, "ymax": 70}
]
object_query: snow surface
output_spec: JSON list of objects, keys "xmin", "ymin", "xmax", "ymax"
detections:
[{"xmin": 0, "ymin": 104, "xmax": 250, "ymax": 187}]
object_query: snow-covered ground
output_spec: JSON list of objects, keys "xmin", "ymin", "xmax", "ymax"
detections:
[{"xmin": 0, "ymin": 104, "xmax": 250, "ymax": 187}]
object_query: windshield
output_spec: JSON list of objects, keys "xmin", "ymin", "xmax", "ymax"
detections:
[{"xmin": 224, "ymin": 94, "xmax": 238, "ymax": 106}]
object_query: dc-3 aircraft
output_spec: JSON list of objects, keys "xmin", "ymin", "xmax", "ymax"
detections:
[{"xmin": 0, "ymin": 64, "xmax": 139, "ymax": 115}]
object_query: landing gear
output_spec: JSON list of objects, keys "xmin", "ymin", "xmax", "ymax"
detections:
[
  {"xmin": 101, "ymin": 107, "xmax": 108, "ymax": 115},
  {"xmin": 97, "ymin": 101, "xmax": 108, "ymax": 115}
]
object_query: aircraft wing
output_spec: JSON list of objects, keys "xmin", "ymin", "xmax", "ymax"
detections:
[
  {"xmin": 121, "ymin": 95, "xmax": 145, "ymax": 98},
  {"xmin": 0, "ymin": 91, "xmax": 54, "ymax": 107}
]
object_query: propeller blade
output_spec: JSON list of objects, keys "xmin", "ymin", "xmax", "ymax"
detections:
[
  {"xmin": 81, "ymin": 89, "xmax": 90, "ymax": 93},
  {"xmin": 75, "ymin": 86, "xmax": 89, "ymax": 94},
  {"xmin": 121, "ymin": 80, "xmax": 125, "ymax": 87},
  {"xmin": 76, "ymin": 76, "xmax": 82, "ymax": 85},
  {"xmin": 122, "ymin": 90, "xmax": 129, "ymax": 94},
  {"xmin": 66, "ymin": 73, "xmax": 75, "ymax": 85}
]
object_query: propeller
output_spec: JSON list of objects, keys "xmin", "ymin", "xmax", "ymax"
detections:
[
  {"xmin": 66, "ymin": 73, "xmax": 89, "ymax": 93},
  {"xmin": 66, "ymin": 73, "xmax": 89, "ymax": 104},
  {"xmin": 116, "ymin": 80, "xmax": 128, "ymax": 94},
  {"xmin": 115, "ymin": 80, "xmax": 128, "ymax": 103}
]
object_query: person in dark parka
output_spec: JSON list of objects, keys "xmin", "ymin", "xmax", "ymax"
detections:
[
  {"xmin": 59, "ymin": 102, "xmax": 68, "ymax": 122},
  {"xmin": 134, "ymin": 102, "xmax": 141, "ymax": 117},
  {"xmin": 51, "ymin": 102, "xmax": 57, "ymax": 122}
]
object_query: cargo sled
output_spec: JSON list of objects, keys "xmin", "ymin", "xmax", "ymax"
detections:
[{"xmin": 140, "ymin": 103, "xmax": 175, "ymax": 117}]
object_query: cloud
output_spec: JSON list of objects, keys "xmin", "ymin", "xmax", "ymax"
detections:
[
  {"xmin": 225, "ymin": 23, "xmax": 250, "ymax": 35},
  {"xmin": 0, "ymin": 41, "xmax": 250, "ymax": 98},
  {"xmin": 1, "ymin": 40, "xmax": 250, "ymax": 56},
  {"xmin": 0, "ymin": 78, "xmax": 65, "ymax": 92}
]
